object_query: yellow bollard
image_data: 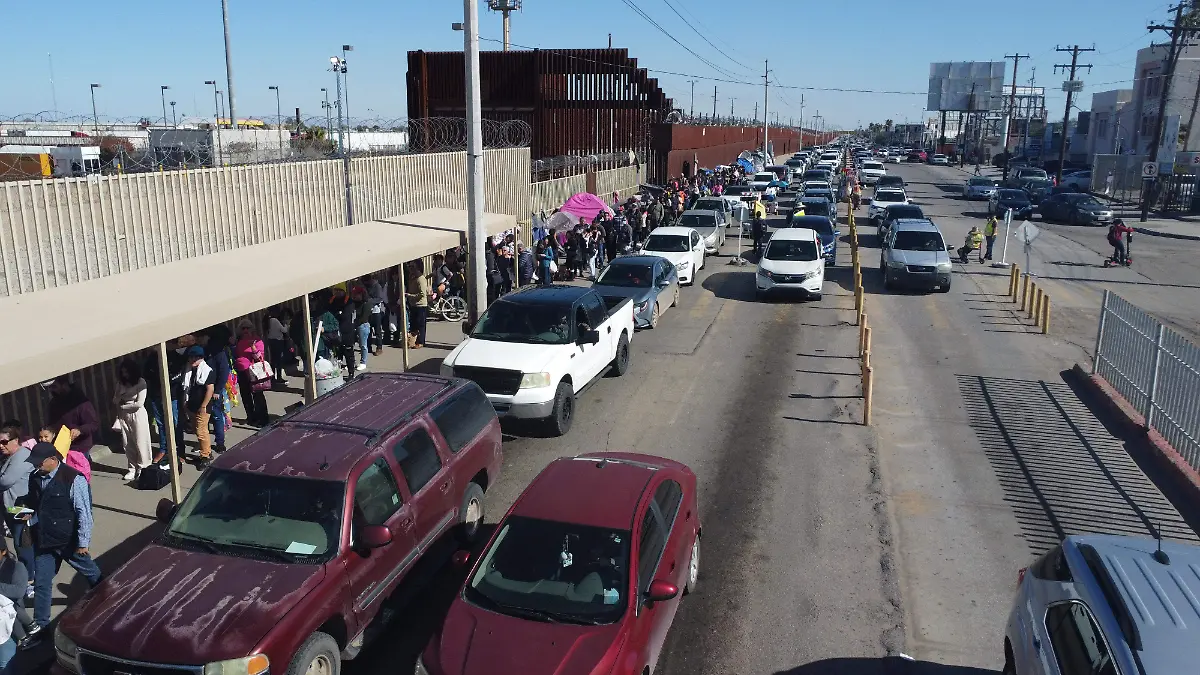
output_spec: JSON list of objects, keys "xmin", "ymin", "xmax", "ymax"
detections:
[
  {"xmin": 862, "ymin": 327, "xmax": 872, "ymax": 366},
  {"xmin": 1008, "ymin": 263, "xmax": 1019, "ymax": 298},
  {"xmin": 1020, "ymin": 275, "xmax": 1030, "ymax": 310},
  {"xmin": 863, "ymin": 364, "xmax": 874, "ymax": 426},
  {"xmin": 1029, "ymin": 284, "xmax": 1041, "ymax": 319},
  {"xmin": 859, "ymin": 315, "xmax": 869, "ymax": 356},
  {"xmin": 858, "ymin": 295, "xmax": 866, "ymax": 327},
  {"xmin": 1041, "ymin": 296, "xmax": 1051, "ymax": 334},
  {"xmin": 854, "ymin": 285, "xmax": 863, "ymax": 314}
]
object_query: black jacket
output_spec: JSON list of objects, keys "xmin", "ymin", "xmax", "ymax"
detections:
[{"xmin": 27, "ymin": 464, "xmax": 82, "ymax": 550}]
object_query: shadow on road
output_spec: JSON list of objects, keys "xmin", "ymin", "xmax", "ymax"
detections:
[
  {"xmin": 702, "ymin": 270, "xmax": 758, "ymax": 302},
  {"xmin": 774, "ymin": 656, "xmax": 999, "ymax": 674}
]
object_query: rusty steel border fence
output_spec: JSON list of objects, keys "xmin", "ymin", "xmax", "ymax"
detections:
[{"xmin": 1093, "ymin": 290, "xmax": 1200, "ymax": 472}]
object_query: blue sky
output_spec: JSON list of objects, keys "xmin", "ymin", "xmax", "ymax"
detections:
[{"xmin": 1, "ymin": 0, "xmax": 1170, "ymax": 129}]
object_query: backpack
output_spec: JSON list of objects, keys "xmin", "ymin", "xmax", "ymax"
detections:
[{"xmin": 135, "ymin": 463, "xmax": 173, "ymax": 491}]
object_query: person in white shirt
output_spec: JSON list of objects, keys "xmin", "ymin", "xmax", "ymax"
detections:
[{"xmin": 181, "ymin": 347, "xmax": 215, "ymax": 467}]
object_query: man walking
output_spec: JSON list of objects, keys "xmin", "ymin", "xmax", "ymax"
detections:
[
  {"xmin": 752, "ymin": 213, "xmax": 766, "ymax": 257},
  {"xmin": 0, "ymin": 427, "xmax": 34, "ymax": 599},
  {"xmin": 181, "ymin": 346, "xmax": 215, "ymax": 467},
  {"xmin": 17, "ymin": 442, "xmax": 102, "ymax": 630},
  {"xmin": 983, "ymin": 215, "xmax": 998, "ymax": 261}
]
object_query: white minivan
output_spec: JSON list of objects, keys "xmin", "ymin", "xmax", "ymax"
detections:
[{"xmin": 755, "ymin": 227, "xmax": 825, "ymax": 300}]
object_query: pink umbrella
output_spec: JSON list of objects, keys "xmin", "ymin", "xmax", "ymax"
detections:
[{"xmin": 560, "ymin": 193, "xmax": 614, "ymax": 223}]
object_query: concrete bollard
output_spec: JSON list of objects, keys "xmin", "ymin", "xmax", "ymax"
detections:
[
  {"xmin": 1041, "ymin": 296, "xmax": 1050, "ymax": 334},
  {"xmin": 1020, "ymin": 275, "xmax": 1030, "ymax": 310},
  {"xmin": 1029, "ymin": 284, "xmax": 1041, "ymax": 319},
  {"xmin": 859, "ymin": 314, "xmax": 868, "ymax": 356},
  {"xmin": 863, "ymin": 364, "xmax": 874, "ymax": 426},
  {"xmin": 1009, "ymin": 263, "xmax": 1019, "ymax": 299}
]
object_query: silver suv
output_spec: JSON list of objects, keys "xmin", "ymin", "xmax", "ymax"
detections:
[
  {"xmin": 879, "ymin": 219, "xmax": 952, "ymax": 292},
  {"xmin": 1005, "ymin": 534, "xmax": 1200, "ymax": 675}
]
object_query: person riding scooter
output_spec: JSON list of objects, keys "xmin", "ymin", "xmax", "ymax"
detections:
[
  {"xmin": 1107, "ymin": 219, "xmax": 1134, "ymax": 266},
  {"xmin": 958, "ymin": 226, "xmax": 985, "ymax": 264}
]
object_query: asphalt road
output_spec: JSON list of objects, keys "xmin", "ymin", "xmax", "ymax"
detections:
[{"xmin": 346, "ymin": 160, "xmax": 1200, "ymax": 675}]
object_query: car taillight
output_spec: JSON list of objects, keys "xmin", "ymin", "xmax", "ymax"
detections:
[{"xmin": 1017, "ymin": 567, "xmax": 1027, "ymax": 587}]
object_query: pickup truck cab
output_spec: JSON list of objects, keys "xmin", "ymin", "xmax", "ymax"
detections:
[
  {"xmin": 442, "ymin": 286, "xmax": 635, "ymax": 436},
  {"xmin": 52, "ymin": 373, "xmax": 502, "ymax": 675}
]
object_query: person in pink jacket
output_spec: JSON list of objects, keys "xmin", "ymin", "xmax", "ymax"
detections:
[
  {"xmin": 233, "ymin": 319, "xmax": 271, "ymax": 426},
  {"xmin": 35, "ymin": 426, "xmax": 91, "ymax": 484}
]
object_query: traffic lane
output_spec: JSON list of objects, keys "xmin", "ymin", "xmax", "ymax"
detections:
[
  {"xmin": 850, "ymin": 193, "xmax": 1200, "ymax": 669},
  {"xmin": 356, "ymin": 237, "xmax": 897, "ymax": 675}
]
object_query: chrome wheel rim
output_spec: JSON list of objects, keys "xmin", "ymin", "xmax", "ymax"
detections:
[
  {"xmin": 464, "ymin": 497, "xmax": 482, "ymax": 534},
  {"xmin": 688, "ymin": 538, "xmax": 700, "ymax": 586},
  {"xmin": 305, "ymin": 654, "xmax": 332, "ymax": 675}
]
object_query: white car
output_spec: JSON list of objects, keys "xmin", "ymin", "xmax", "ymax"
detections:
[
  {"xmin": 930, "ymin": 154, "xmax": 950, "ymax": 165},
  {"xmin": 749, "ymin": 171, "xmax": 776, "ymax": 192},
  {"xmin": 640, "ymin": 226, "xmax": 706, "ymax": 285},
  {"xmin": 859, "ymin": 160, "xmax": 887, "ymax": 185},
  {"xmin": 755, "ymin": 227, "xmax": 825, "ymax": 300},
  {"xmin": 883, "ymin": 153, "xmax": 900, "ymax": 164},
  {"xmin": 868, "ymin": 189, "xmax": 909, "ymax": 221},
  {"xmin": 679, "ymin": 209, "xmax": 727, "ymax": 254}
]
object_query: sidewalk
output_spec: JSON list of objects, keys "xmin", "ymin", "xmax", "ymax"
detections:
[
  {"xmin": 1129, "ymin": 216, "xmax": 1200, "ymax": 241},
  {"xmin": 12, "ymin": 318, "xmax": 469, "ymax": 673}
]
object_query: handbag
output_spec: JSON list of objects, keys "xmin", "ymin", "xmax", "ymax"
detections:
[{"xmin": 249, "ymin": 360, "xmax": 274, "ymax": 392}]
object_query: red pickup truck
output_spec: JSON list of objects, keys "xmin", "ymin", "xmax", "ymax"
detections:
[{"xmin": 52, "ymin": 372, "xmax": 503, "ymax": 675}]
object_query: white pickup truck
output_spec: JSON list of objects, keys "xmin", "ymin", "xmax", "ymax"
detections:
[{"xmin": 441, "ymin": 286, "xmax": 635, "ymax": 436}]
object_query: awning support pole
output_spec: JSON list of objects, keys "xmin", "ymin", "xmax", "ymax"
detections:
[
  {"xmin": 156, "ymin": 342, "xmax": 183, "ymax": 504},
  {"xmin": 301, "ymin": 293, "xmax": 317, "ymax": 403},
  {"xmin": 399, "ymin": 265, "xmax": 410, "ymax": 370}
]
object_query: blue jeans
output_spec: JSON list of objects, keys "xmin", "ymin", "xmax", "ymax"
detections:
[
  {"xmin": 146, "ymin": 397, "xmax": 184, "ymax": 454},
  {"xmin": 33, "ymin": 547, "xmax": 102, "ymax": 626},
  {"xmin": 0, "ymin": 637, "xmax": 14, "ymax": 674},
  {"xmin": 540, "ymin": 264, "xmax": 552, "ymax": 285},
  {"xmin": 357, "ymin": 323, "xmax": 371, "ymax": 365},
  {"xmin": 208, "ymin": 393, "xmax": 226, "ymax": 447},
  {"xmin": 9, "ymin": 521, "xmax": 34, "ymax": 586}
]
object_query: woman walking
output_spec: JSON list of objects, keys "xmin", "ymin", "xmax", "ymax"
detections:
[
  {"xmin": 112, "ymin": 359, "xmax": 152, "ymax": 481},
  {"xmin": 234, "ymin": 319, "xmax": 271, "ymax": 426}
]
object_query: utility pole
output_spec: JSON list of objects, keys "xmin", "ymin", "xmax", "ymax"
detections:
[
  {"xmin": 762, "ymin": 60, "xmax": 769, "ymax": 161},
  {"xmin": 799, "ymin": 93, "xmax": 805, "ymax": 147},
  {"xmin": 205, "ymin": 80, "xmax": 222, "ymax": 165},
  {"xmin": 753, "ymin": 102, "xmax": 758, "ymax": 121},
  {"xmin": 221, "ymin": 0, "xmax": 238, "ymax": 129},
  {"xmin": 1144, "ymin": 4, "xmax": 1194, "ymax": 221},
  {"xmin": 1053, "ymin": 45, "xmax": 1094, "ymax": 184},
  {"xmin": 961, "ymin": 82, "xmax": 976, "ymax": 167},
  {"xmin": 463, "ymin": 0, "xmax": 488, "ymax": 322},
  {"xmin": 712, "ymin": 85, "xmax": 718, "ymax": 118},
  {"xmin": 730, "ymin": 97, "xmax": 735, "ymax": 118},
  {"xmin": 1001, "ymin": 53, "xmax": 1029, "ymax": 181},
  {"xmin": 687, "ymin": 79, "xmax": 697, "ymax": 117}
]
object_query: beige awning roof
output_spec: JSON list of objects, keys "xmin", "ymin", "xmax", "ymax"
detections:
[{"xmin": 0, "ymin": 208, "xmax": 516, "ymax": 395}]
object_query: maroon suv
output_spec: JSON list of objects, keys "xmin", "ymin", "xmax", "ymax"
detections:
[{"xmin": 52, "ymin": 373, "xmax": 502, "ymax": 675}]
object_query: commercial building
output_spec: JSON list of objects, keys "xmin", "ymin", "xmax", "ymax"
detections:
[{"xmin": 1085, "ymin": 90, "xmax": 1134, "ymax": 159}]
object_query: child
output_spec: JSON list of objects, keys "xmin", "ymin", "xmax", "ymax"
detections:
[{"xmin": 37, "ymin": 426, "xmax": 91, "ymax": 484}]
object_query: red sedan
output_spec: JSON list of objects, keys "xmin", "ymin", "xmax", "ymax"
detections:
[{"xmin": 416, "ymin": 452, "xmax": 701, "ymax": 675}]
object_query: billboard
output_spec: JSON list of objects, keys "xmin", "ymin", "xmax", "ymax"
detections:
[{"xmin": 927, "ymin": 62, "xmax": 1006, "ymax": 112}]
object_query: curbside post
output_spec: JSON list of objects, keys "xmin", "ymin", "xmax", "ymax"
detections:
[
  {"xmin": 1041, "ymin": 296, "xmax": 1050, "ymax": 334},
  {"xmin": 1020, "ymin": 275, "xmax": 1030, "ymax": 311},
  {"xmin": 1030, "ymin": 284, "xmax": 1041, "ymax": 319},
  {"xmin": 863, "ymin": 364, "xmax": 874, "ymax": 426}
]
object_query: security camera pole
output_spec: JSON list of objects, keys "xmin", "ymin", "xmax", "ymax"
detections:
[{"xmin": 460, "ymin": 0, "xmax": 488, "ymax": 322}]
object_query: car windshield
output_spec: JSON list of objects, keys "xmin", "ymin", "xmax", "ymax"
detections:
[
  {"xmin": 878, "ymin": 176, "xmax": 903, "ymax": 186},
  {"xmin": 694, "ymin": 199, "xmax": 724, "ymax": 212},
  {"xmin": 1075, "ymin": 197, "xmax": 1103, "ymax": 208},
  {"xmin": 753, "ymin": 173, "xmax": 775, "ymax": 182},
  {"xmin": 801, "ymin": 202, "xmax": 830, "ymax": 216},
  {"xmin": 875, "ymin": 192, "xmax": 905, "ymax": 203},
  {"xmin": 596, "ymin": 263, "xmax": 653, "ymax": 288},
  {"xmin": 644, "ymin": 234, "xmax": 690, "ymax": 253},
  {"xmin": 1024, "ymin": 179, "xmax": 1052, "ymax": 189},
  {"xmin": 863, "ymin": 162, "xmax": 883, "ymax": 170},
  {"xmin": 466, "ymin": 516, "xmax": 631, "ymax": 625},
  {"xmin": 885, "ymin": 206, "xmax": 923, "ymax": 220},
  {"xmin": 998, "ymin": 190, "xmax": 1030, "ymax": 203},
  {"xmin": 165, "ymin": 469, "xmax": 344, "ymax": 564},
  {"xmin": 765, "ymin": 239, "xmax": 820, "ymax": 261},
  {"xmin": 804, "ymin": 190, "xmax": 830, "ymax": 199},
  {"xmin": 968, "ymin": 178, "xmax": 995, "ymax": 186},
  {"xmin": 471, "ymin": 300, "xmax": 573, "ymax": 345},
  {"xmin": 792, "ymin": 218, "xmax": 833, "ymax": 235},
  {"xmin": 724, "ymin": 186, "xmax": 750, "ymax": 195},
  {"xmin": 893, "ymin": 230, "xmax": 945, "ymax": 252},
  {"xmin": 680, "ymin": 214, "xmax": 716, "ymax": 230},
  {"xmin": 1022, "ymin": 170, "xmax": 1048, "ymax": 179}
]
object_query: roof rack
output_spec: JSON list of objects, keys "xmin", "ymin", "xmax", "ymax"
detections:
[
  {"xmin": 268, "ymin": 373, "xmax": 455, "ymax": 443},
  {"xmin": 1077, "ymin": 544, "xmax": 1142, "ymax": 652}
]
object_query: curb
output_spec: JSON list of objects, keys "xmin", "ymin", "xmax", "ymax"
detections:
[
  {"xmin": 1069, "ymin": 363, "xmax": 1200, "ymax": 501},
  {"xmin": 1132, "ymin": 226, "xmax": 1200, "ymax": 242}
]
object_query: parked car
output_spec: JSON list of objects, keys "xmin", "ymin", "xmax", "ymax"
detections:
[
  {"xmin": 785, "ymin": 214, "xmax": 839, "ymax": 265},
  {"xmin": 1060, "ymin": 170, "xmax": 1092, "ymax": 192},
  {"xmin": 876, "ymin": 174, "xmax": 905, "ymax": 191},
  {"xmin": 1021, "ymin": 177, "xmax": 1054, "ymax": 203},
  {"xmin": 639, "ymin": 226, "xmax": 707, "ymax": 285},
  {"xmin": 803, "ymin": 169, "xmax": 832, "ymax": 183},
  {"xmin": 1038, "ymin": 192, "xmax": 1115, "ymax": 226},
  {"xmin": 417, "ymin": 452, "xmax": 701, "ymax": 675},
  {"xmin": 796, "ymin": 196, "xmax": 834, "ymax": 221},
  {"xmin": 1005, "ymin": 166, "xmax": 1049, "ymax": 188},
  {"xmin": 749, "ymin": 171, "xmax": 776, "ymax": 192},
  {"xmin": 859, "ymin": 160, "xmax": 887, "ymax": 185},
  {"xmin": 756, "ymin": 227, "xmax": 826, "ymax": 300},
  {"xmin": 988, "ymin": 189, "xmax": 1034, "ymax": 219},
  {"xmin": 907, "ymin": 150, "xmax": 927, "ymax": 162},
  {"xmin": 880, "ymin": 219, "xmax": 952, "ymax": 292},
  {"xmin": 592, "ymin": 255, "xmax": 679, "ymax": 329},
  {"xmin": 1004, "ymin": 534, "xmax": 1200, "ymax": 675},
  {"xmin": 963, "ymin": 177, "xmax": 999, "ymax": 200},
  {"xmin": 444, "ymin": 285, "xmax": 635, "ymax": 436},
  {"xmin": 692, "ymin": 197, "xmax": 733, "ymax": 228},
  {"xmin": 52, "ymin": 373, "xmax": 503, "ymax": 675},
  {"xmin": 929, "ymin": 154, "xmax": 950, "ymax": 165},
  {"xmin": 678, "ymin": 210, "xmax": 727, "ymax": 253},
  {"xmin": 868, "ymin": 188, "xmax": 910, "ymax": 223},
  {"xmin": 877, "ymin": 204, "xmax": 925, "ymax": 235}
]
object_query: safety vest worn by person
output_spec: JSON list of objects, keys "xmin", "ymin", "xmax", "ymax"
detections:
[
  {"xmin": 984, "ymin": 217, "xmax": 998, "ymax": 237},
  {"xmin": 967, "ymin": 230, "xmax": 984, "ymax": 248}
]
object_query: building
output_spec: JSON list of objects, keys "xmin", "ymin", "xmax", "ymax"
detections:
[
  {"xmin": 1126, "ymin": 43, "xmax": 1200, "ymax": 157},
  {"xmin": 1085, "ymin": 89, "xmax": 1134, "ymax": 158}
]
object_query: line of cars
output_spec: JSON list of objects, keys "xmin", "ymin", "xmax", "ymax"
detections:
[{"xmin": 964, "ymin": 166, "xmax": 1115, "ymax": 226}]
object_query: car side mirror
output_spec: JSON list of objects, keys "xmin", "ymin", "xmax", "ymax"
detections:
[
  {"xmin": 360, "ymin": 524, "xmax": 393, "ymax": 549},
  {"xmin": 579, "ymin": 329, "xmax": 601, "ymax": 345},
  {"xmin": 658, "ymin": 280, "xmax": 671, "ymax": 288},
  {"xmin": 645, "ymin": 579, "xmax": 679, "ymax": 603},
  {"xmin": 155, "ymin": 498, "xmax": 177, "ymax": 525},
  {"xmin": 946, "ymin": 244, "xmax": 954, "ymax": 251},
  {"xmin": 462, "ymin": 320, "xmax": 475, "ymax": 335}
]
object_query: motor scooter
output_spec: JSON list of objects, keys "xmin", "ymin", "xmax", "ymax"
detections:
[{"xmin": 1103, "ymin": 231, "xmax": 1133, "ymax": 267}]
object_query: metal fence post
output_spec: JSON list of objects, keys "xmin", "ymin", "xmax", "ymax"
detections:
[
  {"xmin": 1146, "ymin": 323, "xmax": 1166, "ymax": 431},
  {"xmin": 1092, "ymin": 289, "xmax": 1109, "ymax": 374}
]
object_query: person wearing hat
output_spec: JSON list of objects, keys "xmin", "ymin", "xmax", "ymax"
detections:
[
  {"xmin": 0, "ymin": 427, "xmax": 35, "ymax": 599},
  {"xmin": 15, "ymin": 442, "xmax": 102, "ymax": 629},
  {"xmin": 181, "ymin": 346, "xmax": 215, "ymax": 467}
]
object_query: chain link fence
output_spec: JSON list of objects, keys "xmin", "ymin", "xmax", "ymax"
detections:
[
  {"xmin": 0, "ymin": 113, "xmax": 531, "ymax": 181},
  {"xmin": 1090, "ymin": 154, "xmax": 1148, "ymax": 205}
]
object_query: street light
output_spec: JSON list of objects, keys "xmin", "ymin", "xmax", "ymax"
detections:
[
  {"xmin": 268, "ymin": 85, "xmax": 283, "ymax": 160},
  {"xmin": 170, "ymin": 101, "xmax": 177, "ymax": 127},
  {"xmin": 160, "ymin": 85, "xmax": 171, "ymax": 127},
  {"xmin": 89, "ymin": 83, "xmax": 101, "ymax": 136},
  {"xmin": 321, "ymin": 87, "xmax": 332, "ymax": 140},
  {"xmin": 330, "ymin": 56, "xmax": 352, "ymax": 227},
  {"xmin": 341, "ymin": 45, "xmax": 353, "ymax": 129},
  {"xmin": 205, "ymin": 80, "xmax": 222, "ymax": 166}
]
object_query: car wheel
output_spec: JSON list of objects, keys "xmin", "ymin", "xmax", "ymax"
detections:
[
  {"xmin": 938, "ymin": 278, "xmax": 951, "ymax": 293},
  {"xmin": 547, "ymin": 381, "xmax": 575, "ymax": 436},
  {"xmin": 608, "ymin": 333, "xmax": 631, "ymax": 377},
  {"xmin": 456, "ymin": 482, "xmax": 486, "ymax": 544},
  {"xmin": 287, "ymin": 633, "xmax": 340, "ymax": 675},
  {"xmin": 649, "ymin": 302, "xmax": 661, "ymax": 329},
  {"xmin": 684, "ymin": 535, "xmax": 700, "ymax": 595}
]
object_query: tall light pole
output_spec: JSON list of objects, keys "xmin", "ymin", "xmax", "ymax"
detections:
[
  {"xmin": 170, "ymin": 101, "xmax": 177, "ymax": 127},
  {"xmin": 341, "ymin": 45, "xmax": 353, "ymax": 131},
  {"xmin": 458, "ymin": 0, "xmax": 487, "ymax": 322},
  {"xmin": 762, "ymin": 60, "xmax": 769, "ymax": 161},
  {"xmin": 331, "ymin": 56, "xmax": 353, "ymax": 227},
  {"xmin": 486, "ymin": 0, "xmax": 521, "ymax": 51},
  {"xmin": 221, "ymin": 0, "xmax": 238, "ymax": 129},
  {"xmin": 160, "ymin": 85, "xmax": 171, "ymax": 126},
  {"xmin": 89, "ymin": 83, "xmax": 101, "ymax": 136},
  {"xmin": 205, "ymin": 80, "xmax": 222, "ymax": 166},
  {"xmin": 687, "ymin": 79, "xmax": 697, "ymax": 117},
  {"xmin": 269, "ymin": 85, "xmax": 283, "ymax": 160},
  {"xmin": 321, "ymin": 88, "xmax": 333, "ymax": 140}
]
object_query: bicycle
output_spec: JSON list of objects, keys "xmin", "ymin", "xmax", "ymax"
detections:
[{"xmin": 430, "ymin": 291, "xmax": 468, "ymax": 321}]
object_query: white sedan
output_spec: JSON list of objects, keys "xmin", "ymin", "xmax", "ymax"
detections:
[
  {"xmin": 868, "ymin": 189, "xmax": 910, "ymax": 222},
  {"xmin": 640, "ymin": 226, "xmax": 707, "ymax": 285}
]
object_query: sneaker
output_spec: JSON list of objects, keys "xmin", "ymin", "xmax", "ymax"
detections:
[
  {"xmin": 356, "ymin": 363, "xmax": 367, "ymax": 371},
  {"xmin": 123, "ymin": 468, "xmax": 137, "ymax": 481},
  {"xmin": 24, "ymin": 585, "xmax": 34, "ymax": 601},
  {"xmin": 196, "ymin": 455, "xmax": 214, "ymax": 468},
  {"xmin": 17, "ymin": 634, "xmax": 40, "ymax": 651},
  {"xmin": 214, "ymin": 444, "xmax": 227, "ymax": 454}
]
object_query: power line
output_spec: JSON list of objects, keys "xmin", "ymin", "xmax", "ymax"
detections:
[
  {"xmin": 614, "ymin": 0, "xmax": 739, "ymax": 79},
  {"xmin": 657, "ymin": 0, "xmax": 751, "ymax": 72}
]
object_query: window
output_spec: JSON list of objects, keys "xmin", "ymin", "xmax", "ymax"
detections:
[
  {"xmin": 1029, "ymin": 545, "xmax": 1074, "ymax": 582},
  {"xmin": 1046, "ymin": 602, "xmax": 1117, "ymax": 675},
  {"xmin": 354, "ymin": 458, "xmax": 402, "ymax": 525},
  {"xmin": 637, "ymin": 508, "xmax": 667, "ymax": 594},
  {"xmin": 392, "ymin": 428, "xmax": 443, "ymax": 494},
  {"xmin": 653, "ymin": 480, "xmax": 683, "ymax": 526},
  {"xmin": 583, "ymin": 292, "xmax": 606, "ymax": 328},
  {"xmin": 691, "ymin": 232, "xmax": 701, "ymax": 247},
  {"xmin": 431, "ymin": 385, "xmax": 495, "ymax": 454}
]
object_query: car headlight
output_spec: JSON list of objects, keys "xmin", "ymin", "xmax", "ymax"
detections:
[
  {"xmin": 55, "ymin": 627, "xmax": 80, "ymax": 675},
  {"xmin": 676, "ymin": 260, "xmax": 690, "ymax": 270},
  {"xmin": 886, "ymin": 260, "xmax": 906, "ymax": 269},
  {"xmin": 757, "ymin": 269, "xmax": 773, "ymax": 279},
  {"xmin": 204, "ymin": 656, "xmax": 270, "ymax": 675},
  {"xmin": 634, "ymin": 300, "xmax": 650, "ymax": 312},
  {"xmin": 519, "ymin": 372, "xmax": 552, "ymax": 389},
  {"xmin": 937, "ymin": 262, "xmax": 952, "ymax": 271}
]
